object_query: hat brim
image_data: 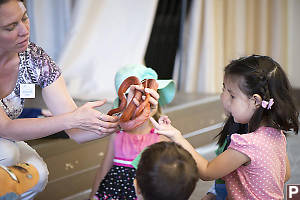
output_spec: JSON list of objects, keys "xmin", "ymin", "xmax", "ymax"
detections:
[
  {"xmin": 157, "ymin": 79, "xmax": 176, "ymax": 106},
  {"xmin": 112, "ymin": 79, "xmax": 175, "ymax": 109}
]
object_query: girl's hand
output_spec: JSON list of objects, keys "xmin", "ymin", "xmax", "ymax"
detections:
[
  {"xmin": 128, "ymin": 85, "xmax": 160, "ymax": 109},
  {"xmin": 71, "ymin": 100, "xmax": 119, "ymax": 135},
  {"xmin": 127, "ymin": 84, "xmax": 143, "ymax": 106},
  {"xmin": 150, "ymin": 116, "xmax": 182, "ymax": 141},
  {"xmin": 144, "ymin": 87, "xmax": 159, "ymax": 109}
]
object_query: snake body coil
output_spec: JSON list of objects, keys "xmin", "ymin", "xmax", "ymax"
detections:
[{"xmin": 107, "ymin": 76, "xmax": 158, "ymax": 131}]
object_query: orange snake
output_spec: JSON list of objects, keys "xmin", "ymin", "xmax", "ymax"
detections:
[{"xmin": 107, "ymin": 76, "xmax": 158, "ymax": 131}]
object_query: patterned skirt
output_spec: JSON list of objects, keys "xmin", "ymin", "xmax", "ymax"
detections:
[{"xmin": 95, "ymin": 165, "xmax": 137, "ymax": 200}]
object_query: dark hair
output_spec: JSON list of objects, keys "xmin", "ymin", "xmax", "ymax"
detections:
[
  {"xmin": 216, "ymin": 115, "xmax": 248, "ymax": 147},
  {"xmin": 136, "ymin": 142, "xmax": 199, "ymax": 200},
  {"xmin": 0, "ymin": 0, "xmax": 23, "ymax": 5},
  {"xmin": 224, "ymin": 55, "xmax": 299, "ymax": 134}
]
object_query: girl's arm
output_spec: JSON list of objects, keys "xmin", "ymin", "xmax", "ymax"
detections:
[
  {"xmin": 159, "ymin": 135, "xmax": 171, "ymax": 142},
  {"xmin": 89, "ymin": 134, "xmax": 116, "ymax": 199},
  {"xmin": 157, "ymin": 116, "xmax": 172, "ymax": 142},
  {"xmin": 285, "ymin": 154, "xmax": 291, "ymax": 182},
  {"xmin": 151, "ymin": 117, "xmax": 250, "ymax": 181}
]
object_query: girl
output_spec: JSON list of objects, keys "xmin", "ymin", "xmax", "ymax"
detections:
[
  {"xmin": 202, "ymin": 117, "xmax": 248, "ymax": 200},
  {"xmin": 152, "ymin": 55, "xmax": 299, "ymax": 200},
  {"xmin": 203, "ymin": 85, "xmax": 248, "ymax": 200},
  {"xmin": 89, "ymin": 64, "xmax": 175, "ymax": 200}
]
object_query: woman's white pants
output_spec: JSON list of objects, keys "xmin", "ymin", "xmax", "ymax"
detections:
[{"xmin": 0, "ymin": 138, "xmax": 49, "ymax": 200}]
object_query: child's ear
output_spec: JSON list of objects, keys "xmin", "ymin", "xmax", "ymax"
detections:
[{"xmin": 251, "ymin": 94, "xmax": 262, "ymax": 108}]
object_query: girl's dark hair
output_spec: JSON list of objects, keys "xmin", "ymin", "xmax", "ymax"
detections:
[
  {"xmin": 216, "ymin": 115, "xmax": 248, "ymax": 146},
  {"xmin": 136, "ymin": 142, "xmax": 199, "ymax": 200},
  {"xmin": 224, "ymin": 55, "xmax": 299, "ymax": 134},
  {"xmin": 0, "ymin": 0, "xmax": 24, "ymax": 5}
]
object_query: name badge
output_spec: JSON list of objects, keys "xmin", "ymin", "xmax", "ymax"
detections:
[{"xmin": 20, "ymin": 84, "xmax": 35, "ymax": 98}]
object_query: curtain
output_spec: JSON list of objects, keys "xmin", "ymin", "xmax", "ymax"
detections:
[
  {"xmin": 178, "ymin": 0, "xmax": 300, "ymax": 94},
  {"xmin": 58, "ymin": 0, "xmax": 158, "ymax": 101},
  {"xmin": 27, "ymin": 0, "xmax": 300, "ymax": 98},
  {"xmin": 26, "ymin": 0, "xmax": 73, "ymax": 62},
  {"xmin": 287, "ymin": 0, "xmax": 300, "ymax": 88}
]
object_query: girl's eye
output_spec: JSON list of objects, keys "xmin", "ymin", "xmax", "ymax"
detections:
[{"xmin": 230, "ymin": 94, "xmax": 235, "ymax": 99}]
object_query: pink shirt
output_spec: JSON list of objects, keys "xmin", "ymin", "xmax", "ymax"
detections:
[
  {"xmin": 113, "ymin": 129, "xmax": 159, "ymax": 167},
  {"xmin": 223, "ymin": 127, "xmax": 286, "ymax": 200}
]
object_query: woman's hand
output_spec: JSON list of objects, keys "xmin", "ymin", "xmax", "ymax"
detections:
[
  {"xmin": 70, "ymin": 100, "xmax": 119, "ymax": 135},
  {"xmin": 150, "ymin": 116, "xmax": 182, "ymax": 141}
]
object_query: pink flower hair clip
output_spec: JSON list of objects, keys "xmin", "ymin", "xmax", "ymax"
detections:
[{"xmin": 261, "ymin": 98, "xmax": 274, "ymax": 109}]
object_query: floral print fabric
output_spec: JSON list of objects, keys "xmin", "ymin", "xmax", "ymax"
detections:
[{"xmin": 0, "ymin": 42, "xmax": 61, "ymax": 119}]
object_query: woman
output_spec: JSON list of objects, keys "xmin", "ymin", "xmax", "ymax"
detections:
[{"xmin": 0, "ymin": 0, "xmax": 159, "ymax": 199}]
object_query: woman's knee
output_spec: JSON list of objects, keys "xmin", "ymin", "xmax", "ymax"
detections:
[
  {"xmin": 30, "ymin": 157, "xmax": 49, "ymax": 192},
  {"xmin": 0, "ymin": 138, "xmax": 20, "ymax": 166},
  {"xmin": 16, "ymin": 141, "xmax": 49, "ymax": 191}
]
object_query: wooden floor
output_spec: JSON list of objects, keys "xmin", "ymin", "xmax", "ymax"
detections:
[{"xmin": 25, "ymin": 90, "xmax": 300, "ymax": 200}]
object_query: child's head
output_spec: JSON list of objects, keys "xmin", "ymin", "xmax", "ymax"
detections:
[
  {"xmin": 113, "ymin": 64, "xmax": 176, "ymax": 120},
  {"xmin": 134, "ymin": 141, "xmax": 199, "ymax": 200},
  {"xmin": 222, "ymin": 55, "xmax": 299, "ymax": 133}
]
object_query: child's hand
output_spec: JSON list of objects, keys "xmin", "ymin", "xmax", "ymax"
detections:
[
  {"xmin": 150, "ymin": 116, "xmax": 182, "ymax": 141},
  {"xmin": 127, "ymin": 84, "xmax": 144, "ymax": 106},
  {"xmin": 128, "ymin": 85, "xmax": 160, "ymax": 109},
  {"xmin": 158, "ymin": 115, "xmax": 171, "ymax": 124},
  {"xmin": 144, "ymin": 87, "xmax": 159, "ymax": 109}
]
